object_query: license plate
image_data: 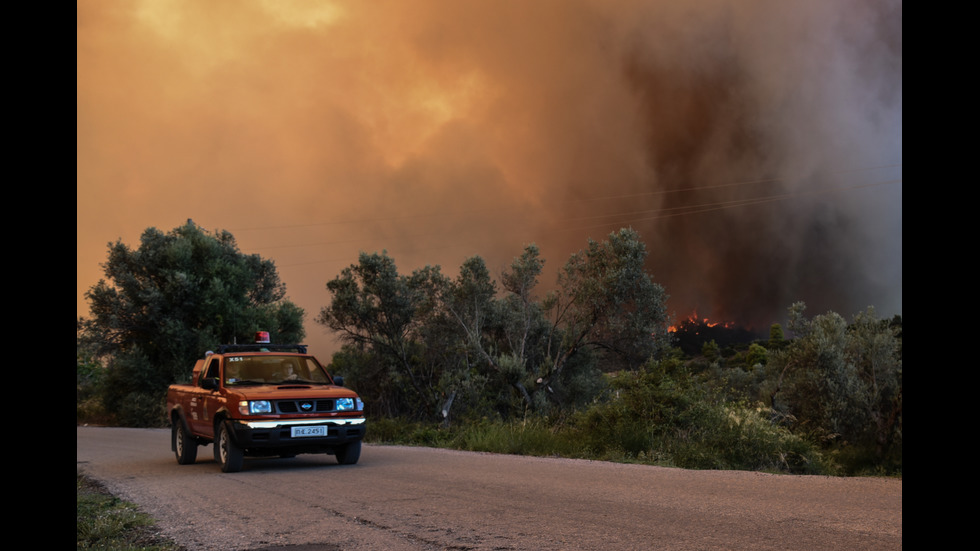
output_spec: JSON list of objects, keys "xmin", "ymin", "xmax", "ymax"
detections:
[{"xmin": 291, "ymin": 426, "xmax": 327, "ymax": 438}]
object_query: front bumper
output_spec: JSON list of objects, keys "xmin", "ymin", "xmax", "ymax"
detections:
[{"xmin": 228, "ymin": 417, "xmax": 366, "ymax": 453}]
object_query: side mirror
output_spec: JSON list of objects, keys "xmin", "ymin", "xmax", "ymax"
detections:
[
  {"xmin": 332, "ymin": 375, "xmax": 344, "ymax": 387},
  {"xmin": 201, "ymin": 378, "xmax": 219, "ymax": 390}
]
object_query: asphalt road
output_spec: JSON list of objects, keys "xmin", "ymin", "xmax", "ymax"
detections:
[{"xmin": 77, "ymin": 426, "xmax": 902, "ymax": 551}]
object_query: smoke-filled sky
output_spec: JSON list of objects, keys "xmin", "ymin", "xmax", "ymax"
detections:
[{"xmin": 77, "ymin": 0, "xmax": 902, "ymax": 358}]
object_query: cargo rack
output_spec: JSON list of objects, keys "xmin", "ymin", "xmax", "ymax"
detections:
[{"xmin": 214, "ymin": 343, "xmax": 308, "ymax": 354}]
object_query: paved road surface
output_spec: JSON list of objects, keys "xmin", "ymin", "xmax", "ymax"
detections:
[{"xmin": 77, "ymin": 426, "xmax": 902, "ymax": 550}]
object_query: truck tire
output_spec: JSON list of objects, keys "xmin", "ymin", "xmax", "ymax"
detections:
[
  {"xmin": 216, "ymin": 422, "xmax": 244, "ymax": 473},
  {"xmin": 335, "ymin": 440, "xmax": 361, "ymax": 465},
  {"xmin": 173, "ymin": 421, "xmax": 198, "ymax": 465}
]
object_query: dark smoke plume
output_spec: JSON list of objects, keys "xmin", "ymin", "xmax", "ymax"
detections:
[{"xmin": 586, "ymin": 0, "xmax": 902, "ymax": 330}]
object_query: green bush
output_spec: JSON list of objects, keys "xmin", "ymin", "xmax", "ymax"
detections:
[
  {"xmin": 117, "ymin": 392, "xmax": 168, "ymax": 428},
  {"xmin": 559, "ymin": 360, "xmax": 832, "ymax": 474},
  {"xmin": 76, "ymin": 395, "xmax": 115, "ymax": 426},
  {"xmin": 662, "ymin": 402, "xmax": 830, "ymax": 474},
  {"xmin": 566, "ymin": 401, "xmax": 654, "ymax": 461},
  {"xmin": 829, "ymin": 441, "xmax": 901, "ymax": 477},
  {"xmin": 77, "ymin": 351, "xmax": 114, "ymax": 426}
]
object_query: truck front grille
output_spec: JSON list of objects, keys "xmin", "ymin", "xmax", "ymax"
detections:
[{"xmin": 275, "ymin": 399, "xmax": 336, "ymax": 413}]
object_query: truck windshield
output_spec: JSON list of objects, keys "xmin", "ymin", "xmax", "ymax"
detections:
[{"xmin": 223, "ymin": 356, "xmax": 331, "ymax": 386}]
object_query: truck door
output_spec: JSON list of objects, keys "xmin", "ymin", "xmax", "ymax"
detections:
[{"xmin": 189, "ymin": 357, "xmax": 220, "ymax": 436}]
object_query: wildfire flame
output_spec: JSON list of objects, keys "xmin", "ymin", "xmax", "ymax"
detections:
[{"xmin": 668, "ymin": 310, "xmax": 735, "ymax": 333}]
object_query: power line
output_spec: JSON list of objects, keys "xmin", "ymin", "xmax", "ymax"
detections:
[
  {"xmin": 232, "ymin": 163, "xmax": 901, "ymax": 237},
  {"xmin": 236, "ymin": 166, "xmax": 901, "ymax": 268}
]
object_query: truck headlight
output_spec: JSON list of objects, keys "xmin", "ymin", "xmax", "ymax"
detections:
[
  {"xmin": 335, "ymin": 398, "xmax": 364, "ymax": 411},
  {"xmin": 336, "ymin": 398, "xmax": 354, "ymax": 411},
  {"xmin": 239, "ymin": 400, "xmax": 273, "ymax": 415}
]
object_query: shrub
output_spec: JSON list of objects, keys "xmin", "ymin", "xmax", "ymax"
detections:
[
  {"xmin": 565, "ymin": 359, "xmax": 832, "ymax": 474},
  {"xmin": 117, "ymin": 392, "xmax": 168, "ymax": 428},
  {"xmin": 76, "ymin": 395, "xmax": 115, "ymax": 426}
]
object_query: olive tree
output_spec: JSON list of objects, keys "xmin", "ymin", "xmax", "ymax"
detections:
[
  {"xmin": 541, "ymin": 228, "xmax": 670, "ymax": 384},
  {"xmin": 78, "ymin": 220, "xmax": 304, "ymax": 424},
  {"xmin": 444, "ymin": 231, "xmax": 670, "ymax": 416},
  {"xmin": 318, "ymin": 229, "xmax": 671, "ymax": 420},
  {"xmin": 316, "ymin": 251, "xmax": 452, "ymax": 419},
  {"xmin": 768, "ymin": 302, "xmax": 902, "ymax": 467}
]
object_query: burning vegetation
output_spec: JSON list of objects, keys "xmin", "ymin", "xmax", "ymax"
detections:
[{"xmin": 669, "ymin": 311, "xmax": 764, "ymax": 356}]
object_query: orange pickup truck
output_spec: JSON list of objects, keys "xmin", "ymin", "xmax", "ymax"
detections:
[{"xmin": 166, "ymin": 339, "xmax": 366, "ymax": 472}]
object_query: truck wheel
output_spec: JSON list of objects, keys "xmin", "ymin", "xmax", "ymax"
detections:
[
  {"xmin": 335, "ymin": 440, "xmax": 361, "ymax": 465},
  {"xmin": 216, "ymin": 422, "xmax": 244, "ymax": 473},
  {"xmin": 173, "ymin": 421, "xmax": 198, "ymax": 465}
]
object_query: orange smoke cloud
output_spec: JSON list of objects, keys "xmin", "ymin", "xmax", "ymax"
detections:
[{"xmin": 78, "ymin": 0, "xmax": 902, "ymax": 356}]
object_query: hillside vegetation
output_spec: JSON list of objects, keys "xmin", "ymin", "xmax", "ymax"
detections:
[{"xmin": 77, "ymin": 223, "xmax": 901, "ymax": 476}]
